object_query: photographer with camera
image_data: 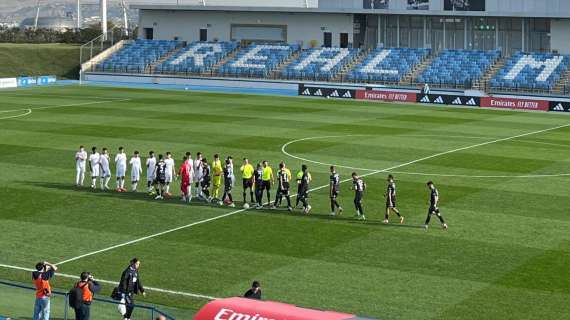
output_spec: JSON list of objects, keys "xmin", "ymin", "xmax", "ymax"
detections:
[
  {"xmin": 118, "ymin": 258, "xmax": 146, "ymax": 320},
  {"xmin": 32, "ymin": 261, "xmax": 57, "ymax": 320},
  {"xmin": 70, "ymin": 272, "xmax": 101, "ymax": 320}
]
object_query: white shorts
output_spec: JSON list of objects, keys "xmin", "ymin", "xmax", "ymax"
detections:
[
  {"xmin": 100, "ymin": 166, "xmax": 111, "ymax": 178},
  {"xmin": 76, "ymin": 164, "xmax": 86, "ymax": 173},
  {"xmin": 165, "ymin": 173, "xmax": 173, "ymax": 183},
  {"xmin": 131, "ymin": 173, "xmax": 140, "ymax": 182},
  {"xmin": 91, "ymin": 167, "xmax": 100, "ymax": 177},
  {"xmin": 147, "ymin": 173, "xmax": 155, "ymax": 182},
  {"xmin": 116, "ymin": 166, "xmax": 126, "ymax": 177}
]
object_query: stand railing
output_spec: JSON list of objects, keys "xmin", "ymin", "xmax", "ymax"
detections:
[{"xmin": 0, "ymin": 280, "xmax": 176, "ymax": 320}]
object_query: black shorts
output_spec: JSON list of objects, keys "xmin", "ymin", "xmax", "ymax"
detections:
[
  {"xmin": 298, "ymin": 189, "xmax": 309, "ymax": 199},
  {"xmin": 155, "ymin": 177, "xmax": 165, "ymax": 185},
  {"xmin": 262, "ymin": 180, "xmax": 271, "ymax": 191},
  {"xmin": 224, "ymin": 179, "xmax": 233, "ymax": 192},
  {"xmin": 428, "ymin": 206, "xmax": 440, "ymax": 215},
  {"xmin": 330, "ymin": 189, "xmax": 339, "ymax": 199},
  {"xmin": 201, "ymin": 178, "xmax": 211, "ymax": 189},
  {"xmin": 278, "ymin": 187, "xmax": 290, "ymax": 196},
  {"xmin": 386, "ymin": 196, "xmax": 396, "ymax": 208},
  {"xmin": 243, "ymin": 178, "xmax": 253, "ymax": 189}
]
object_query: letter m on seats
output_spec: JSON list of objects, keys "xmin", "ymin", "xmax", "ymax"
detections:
[{"xmin": 504, "ymin": 55, "xmax": 564, "ymax": 82}]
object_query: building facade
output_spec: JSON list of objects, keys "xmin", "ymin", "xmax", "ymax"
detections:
[{"xmin": 132, "ymin": 0, "xmax": 570, "ymax": 54}]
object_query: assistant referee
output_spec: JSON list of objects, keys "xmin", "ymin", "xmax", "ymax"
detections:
[{"xmin": 240, "ymin": 158, "xmax": 255, "ymax": 203}]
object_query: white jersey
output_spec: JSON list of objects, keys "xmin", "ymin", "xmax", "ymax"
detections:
[
  {"xmin": 89, "ymin": 152, "xmax": 101, "ymax": 176},
  {"xmin": 186, "ymin": 158, "xmax": 194, "ymax": 182},
  {"xmin": 164, "ymin": 158, "xmax": 175, "ymax": 182},
  {"xmin": 146, "ymin": 157, "xmax": 157, "ymax": 181},
  {"xmin": 194, "ymin": 158, "xmax": 203, "ymax": 180},
  {"xmin": 75, "ymin": 150, "xmax": 87, "ymax": 169},
  {"xmin": 130, "ymin": 157, "xmax": 142, "ymax": 180},
  {"xmin": 115, "ymin": 153, "xmax": 127, "ymax": 176},
  {"xmin": 100, "ymin": 154, "xmax": 111, "ymax": 177}
]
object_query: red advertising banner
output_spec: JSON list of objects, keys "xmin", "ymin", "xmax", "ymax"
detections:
[
  {"xmin": 481, "ymin": 97, "xmax": 549, "ymax": 111},
  {"xmin": 356, "ymin": 89, "xmax": 417, "ymax": 103},
  {"xmin": 194, "ymin": 297, "xmax": 363, "ymax": 320}
]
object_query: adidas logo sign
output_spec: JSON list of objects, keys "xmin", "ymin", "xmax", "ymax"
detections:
[
  {"xmin": 330, "ymin": 90, "xmax": 340, "ymax": 97},
  {"xmin": 314, "ymin": 89, "xmax": 322, "ymax": 96},
  {"xmin": 452, "ymin": 97, "xmax": 462, "ymax": 105},
  {"xmin": 302, "ymin": 89, "xmax": 310, "ymax": 95},
  {"xmin": 420, "ymin": 96, "xmax": 430, "ymax": 103},
  {"xmin": 466, "ymin": 98, "xmax": 477, "ymax": 106},
  {"xmin": 434, "ymin": 96, "xmax": 444, "ymax": 104},
  {"xmin": 553, "ymin": 103, "xmax": 564, "ymax": 111},
  {"xmin": 342, "ymin": 91, "xmax": 352, "ymax": 98}
]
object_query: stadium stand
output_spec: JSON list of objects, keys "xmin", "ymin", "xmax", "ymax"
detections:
[
  {"xmin": 347, "ymin": 47, "xmax": 430, "ymax": 83},
  {"xmin": 157, "ymin": 41, "xmax": 238, "ymax": 74},
  {"xmin": 490, "ymin": 52, "xmax": 570, "ymax": 91},
  {"xmin": 281, "ymin": 47, "xmax": 360, "ymax": 81},
  {"xmin": 97, "ymin": 39, "xmax": 181, "ymax": 73},
  {"xmin": 217, "ymin": 43, "xmax": 300, "ymax": 78},
  {"xmin": 417, "ymin": 49, "xmax": 501, "ymax": 88}
]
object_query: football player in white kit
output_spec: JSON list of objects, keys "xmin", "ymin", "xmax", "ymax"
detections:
[
  {"xmin": 75, "ymin": 145, "xmax": 88, "ymax": 186},
  {"xmin": 164, "ymin": 152, "xmax": 176, "ymax": 196},
  {"xmin": 146, "ymin": 151, "xmax": 157, "ymax": 194},
  {"xmin": 193, "ymin": 152, "xmax": 203, "ymax": 198},
  {"xmin": 99, "ymin": 148, "xmax": 112, "ymax": 190},
  {"xmin": 130, "ymin": 151, "xmax": 143, "ymax": 192},
  {"xmin": 115, "ymin": 147, "xmax": 128, "ymax": 192},
  {"xmin": 88, "ymin": 147, "xmax": 100, "ymax": 189}
]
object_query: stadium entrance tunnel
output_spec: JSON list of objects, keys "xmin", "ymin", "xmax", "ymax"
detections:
[{"xmin": 194, "ymin": 297, "xmax": 378, "ymax": 320}]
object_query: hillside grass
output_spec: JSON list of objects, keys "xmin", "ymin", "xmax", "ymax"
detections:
[{"xmin": 0, "ymin": 43, "xmax": 80, "ymax": 79}]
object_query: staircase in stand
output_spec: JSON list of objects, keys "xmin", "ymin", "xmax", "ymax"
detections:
[
  {"xmin": 146, "ymin": 42, "xmax": 186, "ymax": 74},
  {"xmin": 329, "ymin": 48, "xmax": 369, "ymax": 82},
  {"xmin": 473, "ymin": 57, "xmax": 505, "ymax": 91},
  {"xmin": 210, "ymin": 47, "xmax": 242, "ymax": 75},
  {"xmin": 552, "ymin": 68, "xmax": 570, "ymax": 95},
  {"xmin": 399, "ymin": 55, "xmax": 434, "ymax": 87},
  {"xmin": 271, "ymin": 50, "xmax": 301, "ymax": 79}
]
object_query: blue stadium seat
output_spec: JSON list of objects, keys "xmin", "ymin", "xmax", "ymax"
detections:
[
  {"xmin": 157, "ymin": 41, "xmax": 238, "ymax": 74},
  {"xmin": 218, "ymin": 43, "xmax": 300, "ymax": 78},
  {"xmin": 418, "ymin": 49, "xmax": 500, "ymax": 87},
  {"xmin": 282, "ymin": 47, "xmax": 361, "ymax": 81},
  {"xmin": 96, "ymin": 39, "xmax": 181, "ymax": 73},
  {"xmin": 490, "ymin": 52, "xmax": 570, "ymax": 91},
  {"xmin": 347, "ymin": 48, "xmax": 430, "ymax": 82}
]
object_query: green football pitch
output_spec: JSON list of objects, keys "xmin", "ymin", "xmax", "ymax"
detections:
[{"xmin": 0, "ymin": 85, "xmax": 569, "ymax": 320}]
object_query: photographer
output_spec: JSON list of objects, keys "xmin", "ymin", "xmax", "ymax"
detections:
[
  {"xmin": 32, "ymin": 261, "xmax": 57, "ymax": 320},
  {"xmin": 118, "ymin": 258, "xmax": 145, "ymax": 320},
  {"xmin": 72, "ymin": 272, "xmax": 101, "ymax": 320}
]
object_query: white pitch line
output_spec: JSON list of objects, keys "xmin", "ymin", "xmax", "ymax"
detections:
[
  {"xmin": 0, "ymin": 109, "xmax": 32, "ymax": 120},
  {"xmin": 54, "ymin": 122, "xmax": 570, "ymax": 266},
  {"xmin": 0, "ymin": 263, "xmax": 217, "ymax": 300},
  {"xmin": 0, "ymin": 98, "xmax": 131, "ymax": 114}
]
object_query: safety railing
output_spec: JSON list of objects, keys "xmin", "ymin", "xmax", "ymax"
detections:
[{"xmin": 0, "ymin": 280, "xmax": 176, "ymax": 320}]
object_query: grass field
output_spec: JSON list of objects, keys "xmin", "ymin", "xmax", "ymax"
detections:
[
  {"xmin": 0, "ymin": 85, "xmax": 569, "ymax": 320},
  {"xmin": 0, "ymin": 43, "xmax": 80, "ymax": 79}
]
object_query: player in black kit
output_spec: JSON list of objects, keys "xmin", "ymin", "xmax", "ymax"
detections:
[
  {"xmin": 273, "ymin": 162, "xmax": 293, "ymax": 211},
  {"xmin": 329, "ymin": 166, "xmax": 343, "ymax": 216},
  {"xmin": 351, "ymin": 172, "xmax": 366, "ymax": 221},
  {"xmin": 424, "ymin": 181, "xmax": 448, "ymax": 230},
  {"xmin": 200, "ymin": 158, "xmax": 211, "ymax": 202},
  {"xmin": 297, "ymin": 164, "xmax": 312, "ymax": 214},
  {"xmin": 384, "ymin": 174, "xmax": 404, "ymax": 224},
  {"xmin": 254, "ymin": 163, "xmax": 264, "ymax": 209},
  {"xmin": 153, "ymin": 154, "xmax": 167, "ymax": 200}
]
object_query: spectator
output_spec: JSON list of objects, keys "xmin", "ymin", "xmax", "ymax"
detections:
[
  {"xmin": 243, "ymin": 281, "xmax": 262, "ymax": 300},
  {"xmin": 32, "ymin": 261, "xmax": 57, "ymax": 320},
  {"xmin": 73, "ymin": 272, "xmax": 101, "ymax": 320},
  {"xmin": 118, "ymin": 258, "xmax": 146, "ymax": 320},
  {"xmin": 423, "ymin": 83, "xmax": 430, "ymax": 94}
]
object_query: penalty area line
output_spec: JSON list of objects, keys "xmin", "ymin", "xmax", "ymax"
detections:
[
  {"xmin": 0, "ymin": 98, "xmax": 132, "ymax": 114},
  {"xmin": 54, "ymin": 122, "xmax": 570, "ymax": 266},
  {"xmin": 0, "ymin": 263, "xmax": 217, "ymax": 300},
  {"xmin": 0, "ymin": 109, "xmax": 32, "ymax": 120}
]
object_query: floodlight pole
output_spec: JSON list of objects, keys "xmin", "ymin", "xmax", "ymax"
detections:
[
  {"xmin": 77, "ymin": 0, "xmax": 81, "ymax": 29},
  {"xmin": 34, "ymin": 0, "xmax": 41, "ymax": 30},
  {"xmin": 101, "ymin": 0, "xmax": 107, "ymax": 40}
]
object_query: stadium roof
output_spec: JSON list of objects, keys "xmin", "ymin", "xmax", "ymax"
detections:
[{"xmin": 130, "ymin": 4, "xmax": 570, "ymax": 18}]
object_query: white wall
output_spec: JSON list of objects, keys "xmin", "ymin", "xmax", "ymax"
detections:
[
  {"xmin": 139, "ymin": 10, "xmax": 353, "ymax": 48},
  {"xmin": 550, "ymin": 19, "xmax": 570, "ymax": 54}
]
